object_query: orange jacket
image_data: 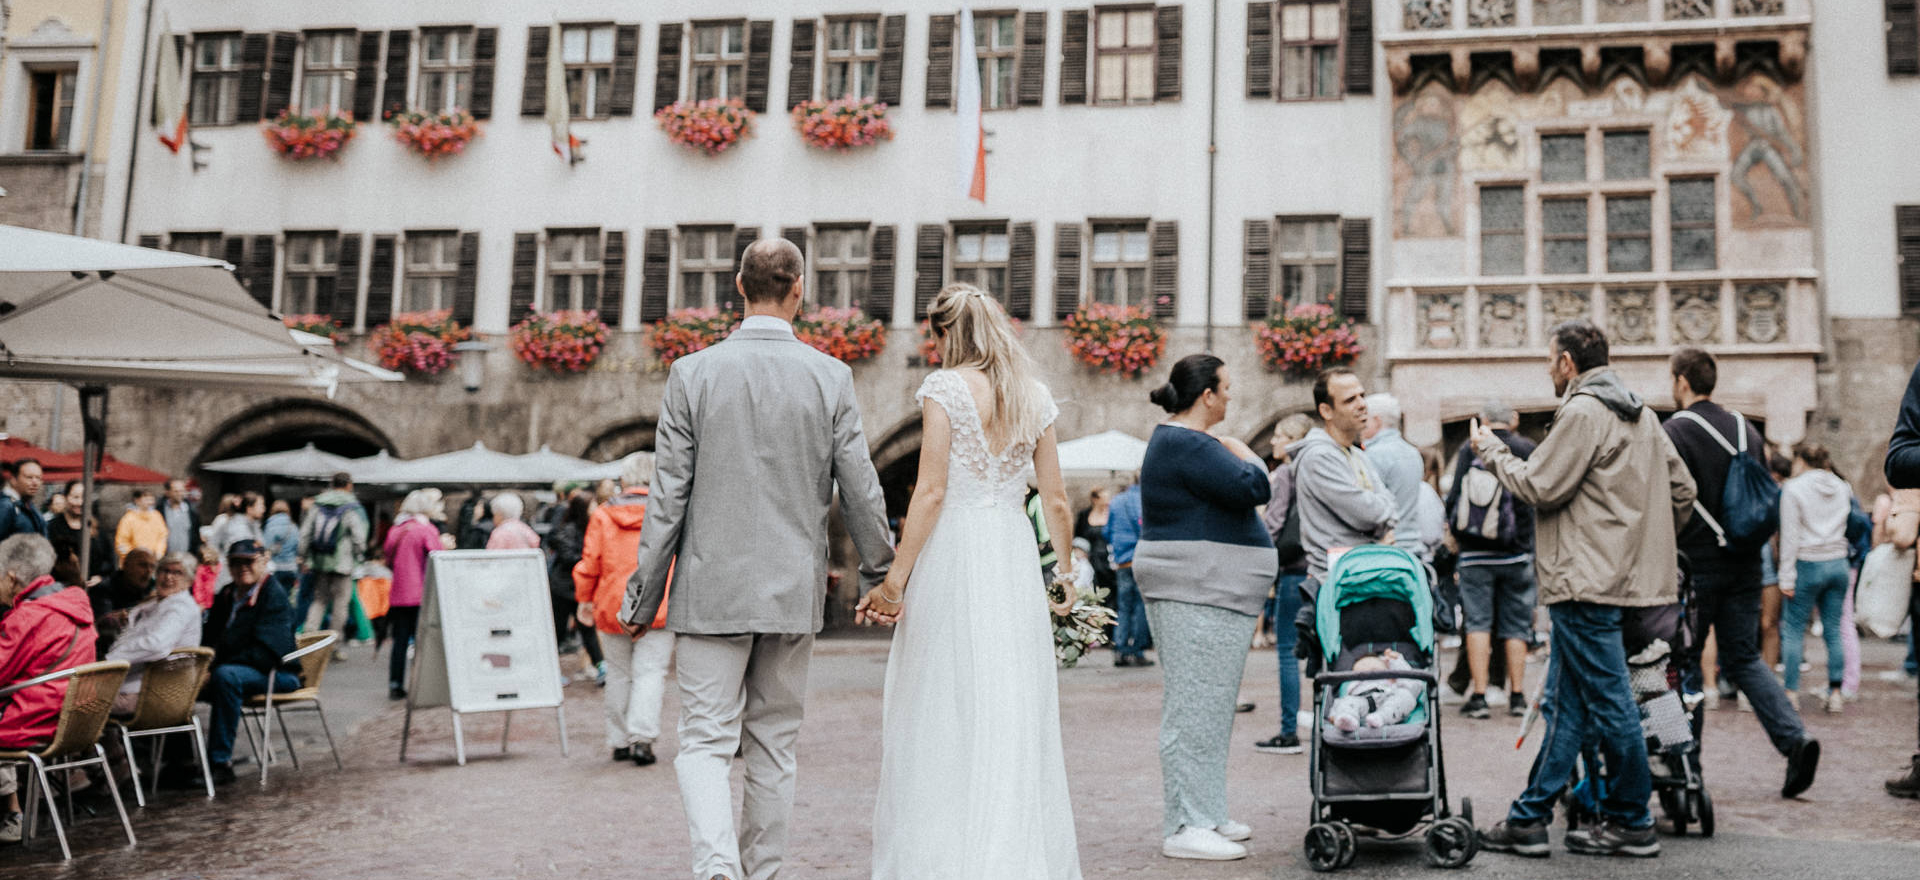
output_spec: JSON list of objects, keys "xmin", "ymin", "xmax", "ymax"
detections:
[{"xmin": 572, "ymin": 490, "xmax": 668, "ymax": 634}]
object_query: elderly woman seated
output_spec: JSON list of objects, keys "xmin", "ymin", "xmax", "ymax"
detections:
[
  {"xmin": 104, "ymin": 552, "xmax": 204, "ymax": 715},
  {"xmin": 0, "ymin": 534, "xmax": 98, "ymax": 844}
]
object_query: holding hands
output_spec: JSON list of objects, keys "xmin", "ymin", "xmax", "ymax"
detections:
[{"xmin": 856, "ymin": 575, "xmax": 906, "ymax": 626}]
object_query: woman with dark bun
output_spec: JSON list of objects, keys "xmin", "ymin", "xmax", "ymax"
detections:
[{"xmin": 1132, "ymin": 353, "xmax": 1276, "ymax": 862}]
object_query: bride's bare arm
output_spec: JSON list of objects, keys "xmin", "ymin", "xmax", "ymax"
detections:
[
  {"xmin": 855, "ymin": 397, "xmax": 952, "ymax": 623},
  {"xmin": 1032, "ymin": 426, "xmax": 1077, "ymax": 615}
]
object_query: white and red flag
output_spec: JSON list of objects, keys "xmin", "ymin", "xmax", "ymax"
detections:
[
  {"xmin": 153, "ymin": 28, "xmax": 188, "ymax": 153},
  {"xmin": 955, "ymin": 7, "xmax": 986, "ymax": 202},
  {"xmin": 547, "ymin": 23, "xmax": 582, "ymax": 164}
]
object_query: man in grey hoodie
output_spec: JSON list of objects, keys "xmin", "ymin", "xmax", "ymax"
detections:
[{"xmin": 1287, "ymin": 369, "xmax": 1399, "ymax": 669}]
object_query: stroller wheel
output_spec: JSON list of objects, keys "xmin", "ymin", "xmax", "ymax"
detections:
[
  {"xmin": 1460, "ymin": 797, "xmax": 1474, "ymax": 826},
  {"xmin": 1304, "ymin": 823, "xmax": 1346, "ymax": 872},
  {"xmin": 1690, "ymin": 789, "xmax": 1715, "ymax": 838},
  {"xmin": 1657, "ymin": 788, "xmax": 1686, "ymax": 835},
  {"xmin": 1333, "ymin": 824, "xmax": 1358, "ymax": 869},
  {"xmin": 1425, "ymin": 818, "xmax": 1477, "ymax": 869}
]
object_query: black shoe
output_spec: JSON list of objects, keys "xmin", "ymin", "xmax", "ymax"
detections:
[
  {"xmin": 1477, "ymin": 820, "xmax": 1549, "ymax": 858},
  {"xmin": 1783, "ymin": 736, "xmax": 1821, "ymax": 798},
  {"xmin": 1135, "ymin": 655, "xmax": 1156, "ymax": 668},
  {"xmin": 612, "ymin": 746, "xmax": 632, "ymax": 762},
  {"xmin": 1508, "ymin": 692, "xmax": 1529, "ymax": 718},
  {"xmin": 1235, "ymin": 702, "xmax": 1256, "ymax": 714},
  {"xmin": 388, "ymin": 686, "xmax": 407, "ymax": 701},
  {"xmin": 209, "ymin": 763, "xmax": 237, "ymax": 787},
  {"xmin": 1114, "ymin": 654, "xmax": 1135, "ymax": 668},
  {"xmin": 631, "ymin": 743, "xmax": 657, "ymax": 766},
  {"xmin": 1565, "ymin": 820, "xmax": 1660, "ymax": 858},
  {"xmin": 1254, "ymin": 733, "xmax": 1303, "ymax": 754},
  {"xmin": 1461, "ymin": 694, "xmax": 1491, "ymax": 719},
  {"xmin": 1886, "ymin": 754, "xmax": 1920, "ymax": 799}
]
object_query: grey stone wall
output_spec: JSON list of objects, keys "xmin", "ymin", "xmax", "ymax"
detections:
[{"xmin": 1807, "ymin": 318, "xmax": 1919, "ymax": 496}]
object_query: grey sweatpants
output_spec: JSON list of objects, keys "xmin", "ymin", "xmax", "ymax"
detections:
[{"xmin": 1144, "ymin": 599, "xmax": 1258, "ymax": 838}]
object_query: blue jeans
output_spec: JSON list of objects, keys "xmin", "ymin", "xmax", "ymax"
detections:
[
  {"xmin": 1781, "ymin": 558, "xmax": 1849, "ymax": 692},
  {"xmin": 1269, "ymin": 572, "xmax": 1305, "ymax": 736},
  {"xmin": 1508, "ymin": 602, "xmax": 1651, "ymax": 829},
  {"xmin": 1113, "ymin": 567, "xmax": 1151, "ymax": 658},
  {"xmin": 206, "ymin": 663, "xmax": 301, "ymax": 765}
]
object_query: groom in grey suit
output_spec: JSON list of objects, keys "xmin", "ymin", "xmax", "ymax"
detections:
[{"xmin": 622, "ymin": 238, "xmax": 894, "ymax": 880}]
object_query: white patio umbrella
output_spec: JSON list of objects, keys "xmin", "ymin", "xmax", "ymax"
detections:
[
  {"xmin": 0, "ymin": 225, "xmax": 402, "ymax": 575},
  {"xmin": 201, "ymin": 443, "xmax": 361, "ymax": 479},
  {"xmin": 358, "ymin": 441, "xmax": 548, "ymax": 486},
  {"xmin": 344, "ymin": 450, "xmax": 411, "ymax": 484},
  {"xmin": 1055, "ymin": 430, "xmax": 1149, "ymax": 479},
  {"xmin": 519, "ymin": 445, "xmax": 624, "ymax": 483}
]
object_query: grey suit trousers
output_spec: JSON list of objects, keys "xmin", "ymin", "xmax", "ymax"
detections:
[{"xmin": 673, "ymin": 633, "xmax": 813, "ymax": 880}]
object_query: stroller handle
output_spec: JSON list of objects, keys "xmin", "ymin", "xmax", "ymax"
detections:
[{"xmin": 1313, "ymin": 668, "xmax": 1439, "ymax": 687}]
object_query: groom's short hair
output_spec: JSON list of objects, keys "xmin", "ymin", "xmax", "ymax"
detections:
[{"xmin": 739, "ymin": 238, "xmax": 803, "ymax": 304}]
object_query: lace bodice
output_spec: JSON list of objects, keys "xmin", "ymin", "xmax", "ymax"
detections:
[{"xmin": 915, "ymin": 370, "xmax": 1059, "ymax": 509}]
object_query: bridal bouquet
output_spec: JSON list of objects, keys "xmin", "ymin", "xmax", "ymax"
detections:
[{"xmin": 1047, "ymin": 577, "xmax": 1117, "ymax": 668}]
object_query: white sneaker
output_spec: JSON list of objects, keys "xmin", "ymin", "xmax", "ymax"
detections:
[
  {"xmin": 1215, "ymin": 819, "xmax": 1252, "ymax": 842},
  {"xmin": 1736, "ymin": 692, "xmax": 1753, "ymax": 713},
  {"xmin": 1162, "ymin": 826, "xmax": 1248, "ymax": 861},
  {"xmin": 1825, "ymin": 690, "xmax": 1845, "ymax": 715},
  {"xmin": 0, "ymin": 810, "xmax": 20, "ymax": 845}
]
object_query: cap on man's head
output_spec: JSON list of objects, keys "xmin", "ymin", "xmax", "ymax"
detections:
[{"xmin": 225, "ymin": 538, "xmax": 264, "ymax": 560}]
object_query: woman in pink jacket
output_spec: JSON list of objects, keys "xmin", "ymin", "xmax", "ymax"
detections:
[{"xmin": 384, "ymin": 489, "xmax": 445, "ymax": 701}]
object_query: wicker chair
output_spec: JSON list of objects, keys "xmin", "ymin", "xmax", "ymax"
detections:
[
  {"xmin": 0, "ymin": 660, "xmax": 135, "ymax": 860},
  {"xmin": 239, "ymin": 631, "xmax": 342, "ymax": 785},
  {"xmin": 107, "ymin": 646, "xmax": 216, "ymax": 806}
]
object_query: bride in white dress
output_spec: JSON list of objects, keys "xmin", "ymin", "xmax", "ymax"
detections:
[{"xmin": 857, "ymin": 283, "xmax": 1082, "ymax": 880}]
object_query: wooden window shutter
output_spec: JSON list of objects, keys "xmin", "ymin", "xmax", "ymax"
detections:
[
  {"xmin": 1244, "ymin": 219, "xmax": 1273, "ymax": 320},
  {"xmin": 1053, "ymin": 223, "xmax": 1083, "ymax": 318},
  {"xmin": 137, "ymin": 234, "xmax": 162, "ymax": 250},
  {"xmin": 236, "ymin": 33, "xmax": 268, "ymax": 121},
  {"xmin": 610, "ymin": 25, "xmax": 641, "ymax": 116},
  {"xmin": 744, "ymin": 21, "xmax": 774, "ymax": 113},
  {"xmin": 877, "ymin": 14, "xmax": 907, "ymax": 107},
  {"xmin": 1008, "ymin": 222, "xmax": 1037, "ymax": 320},
  {"xmin": 1339, "ymin": 217, "xmax": 1371, "ymax": 321},
  {"xmin": 781, "ymin": 225, "xmax": 809, "ymax": 259},
  {"xmin": 244, "ymin": 235, "xmax": 276, "ymax": 308},
  {"xmin": 264, "ymin": 32, "xmax": 298, "ymax": 118},
  {"xmin": 1156, "ymin": 6, "xmax": 1183, "ymax": 102},
  {"xmin": 600, "ymin": 230, "xmax": 627, "ymax": 325},
  {"xmin": 926, "ymin": 14, "xmax": 954, "ymax": 109},
  {"xmin": 869, "ymin": 225, "xmax": 897, "ymax": 323},
  {"xmin": 381, "ymin": 31, "xmax": 411, "ymax": 119},
  {"xmin": 1018, "ymin": 11, "xmax": 1048, "ymax": 107},
  {"xmin": 1150, "ymin": 221, "xmax": 1179, "ymax": 319},
  {"xmin": 471, "ymin": 29, "xmax": 498, "ymax": 119},
  {"xmin": 1060, "ymin": 10, "xmax": 1089, "ymax": 105},
  {"xmin": 331, "ymin": 233, "xmax": 363, "ymax": 327},
  {"xmin": 352, "ymin": 32, "xmax": 382, "ymax": 121},
  {"xmin": 914, "ymin": 224, "xmax": 946, "ymax": 320},
  {"xmin": 452, "ymin": 232, "xmax": 479, "ymax": 325},
  {"xmin": 365, "ymin": 234, "xmax": 396, "ymax": 327},
  {"xmin": 221, "ymin": 236, "xmax": 246, "ymax": 271},
  {"xmin": 1899, "ymin": 206, "xmax": 1920, "ymax": 315},
  {"xmin": 1346, "ymin": 0, "xmax": 1374, "ymax": 95},
  {"xmin": 522, "ymin": 26, "xmax": 549, "ymax": 117},
  {"xmin": 654, "ymin": 24, "xmax": 684, "ymax": 112},
  {"xmin": 788, "ymin": 21, "xmax": 818, "ymax": 110},
  {"xmin": 1247, "ymin": 3, "xmax": 1274, "ymax": 100},
  {"xmin": 1891, "ymin": 1, "xmax": 1920, "ymax": 76},
  {"xmin": 509, "ymin": 232, "xmax": 538, "ymax": 320},
  {"xmin": 640, "ymin": 228, "xmax": 672, "ymax": 321}
]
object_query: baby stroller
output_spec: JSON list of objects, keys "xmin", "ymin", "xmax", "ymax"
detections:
[{"xmin": 1303, "ymin": 545, "xmax": 1476, "ymax": 872}]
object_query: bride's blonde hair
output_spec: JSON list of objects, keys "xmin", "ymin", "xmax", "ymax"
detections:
[{"xmin": 929, "ymin": 283, "xmax": 1047, "ymax": 451}]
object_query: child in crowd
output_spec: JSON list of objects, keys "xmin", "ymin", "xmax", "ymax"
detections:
[{"xmin": 1328, "ymin": 648, "xmax": 1422, "ymax": 732}]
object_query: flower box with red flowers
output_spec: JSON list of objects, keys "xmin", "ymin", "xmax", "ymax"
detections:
[
  {"xmin": 794, "ymin": 307, "xmax": 887, "ymax": 363},
  {"xmin": 510, "ymin": 310, "xmax": 609, "ymax": 374},
  {"xmin": 655, "ymin": 98, "xmax": 755, "ymax": 155},
  {"xmin": 1062, "ymin": 304, "xmax": 1166, "ymax": 378},
  {"xmin": 649, "ymin": 307, "xmax": 741, "ymax": 368},
  {"xmin": 262, "ymin": 110, "xmax": 358, "ymax": 161},
  {"xmin": 790, "ymin": 97, "xmax": 894, "ymax": 151},
  {"xmin": 916, "ymin": 316, "xmax": 1024, "ymax": 366},
  {"xmin": 1254, "ymin": 302, "xmax": 1364, "ymax": 378},
  {"xmin": 369, "ymin": 310, "xmax": 472, "ymax": 376},
  {"xmin": 386, "ymin": 108, "xmax": 480, "ymax": 160},
  {"xmin": 282, "ymin": 313, "xmax": 344, "ymax": 343}
]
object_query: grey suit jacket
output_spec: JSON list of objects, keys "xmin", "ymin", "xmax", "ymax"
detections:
[{"xmin": 621, "ymin": 325, "xmax": 895, "ymax": 635}]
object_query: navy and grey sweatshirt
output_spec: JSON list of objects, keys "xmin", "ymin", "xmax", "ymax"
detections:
[{"xmin": 1131, "ymin": 424, "xmax": 1277, "ymax": 617}]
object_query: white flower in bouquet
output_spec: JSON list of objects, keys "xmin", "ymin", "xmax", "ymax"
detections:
[{"xmin": 1047, "ymin": 576, "xmax": 1117, "ymax": 668}]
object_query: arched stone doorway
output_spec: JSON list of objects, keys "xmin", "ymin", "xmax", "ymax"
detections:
[
  {"xmin": 582, "ymin": 418, "xmax": 657, "ymax": 462},
  {"xmin": 190, "ymin": 399, "xmax": 394, "ymax": 506}
]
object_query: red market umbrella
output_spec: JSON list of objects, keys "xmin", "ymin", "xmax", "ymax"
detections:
[
  {"xmin": 0, "ymin": 435, "xmax": 82, "ymax": 471},
  {"xmin": 1, "ymin": 435, "xmax": 168, "ymax": 484}
]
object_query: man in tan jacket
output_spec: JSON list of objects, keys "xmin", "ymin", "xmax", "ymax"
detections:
[{"xmin": 1473, "ymin": 320, "xmax": 1696, "ymax": 860}]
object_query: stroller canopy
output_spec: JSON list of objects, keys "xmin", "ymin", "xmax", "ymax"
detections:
[{"xmin": 1315, "ymin": 545, "xmax": 1435, "ymax": 669}]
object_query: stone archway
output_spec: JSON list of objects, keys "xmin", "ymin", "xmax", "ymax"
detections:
[
  {"xmin": 189, "ymin": 398, "xmax": 395, "ymax": 507},
  {"xmin": 582, "ymin": 418, "xmax": 657, "ymax": 462},
  {"xmin": 869, "ymin": 414, "xmax": 923, "ymax": 523}
]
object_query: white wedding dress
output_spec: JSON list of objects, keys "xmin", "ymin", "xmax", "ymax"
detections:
[{"xmin": 871, "ymin": 370, "xmax": 1082, "ymax": 880}]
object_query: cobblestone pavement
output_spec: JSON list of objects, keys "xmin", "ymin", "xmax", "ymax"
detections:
[{"xmin": 6, "ymin": 633, "xmax": 1919, "ymax": 879}]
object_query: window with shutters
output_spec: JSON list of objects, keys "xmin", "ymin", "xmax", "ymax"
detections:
[
  {"xmin": 814, "ymin": 225, "xmax": 872, "ymax": 309},
  {"xmin": 283, "ymin": 233, "xmax": 338, "ymax": 315},
  {"xmin": 562, "ymin": 25, "xmax": 616, "ymax": 118},
  {"xmin": 418, "ymin": 28, "xmax": 475, "ymax": 114},
  {"xmin": 1480, "ymin": 186, "xmax": 1526, "ymax": 276},
  {"xmin": 1606, "ymin": 195, "xmax": 1653, "ymax": 273},
  {"xmin": 168, "ymin": 233, "xmax": 222, "ymax": 258},
  {"xmin": 1090, "ymin": 222, "xmax": 1152, "ymax": 306},
  {"xmin": 1277, "ymin": 217, "xmax": 1339, "ymax": 306},
  {"xmin": 1670, "ymin": 177, "xmax": 1717, "ymax": 271},
  {"xmin": 691, "ymin": 21, "xmax": 747, "ymax": 101},
  {"xmin": 404, "ymin": 232, "xmax": 460, "ymax": 312},
  {"xmin": 824, "ymin": 17, "xmax": 882, "ymax": 100},
  {"xmin": 1541, "ymin": 197, "xmax": 1587, "ymax": 275},
  {"xmin": 952, "ymin": 223, "xmax": 1012, "ymax": 302},
  {"xmin": 678, "ymin": 227, "xmax": 736, "ymax": 308},
  {"xmin": 546, "ymin": 229, "xmax": 603, "ymax": 311},
  {"xmin": 974, "ymin": 14, "xmax": 1019, "ymax": 110},
  {"xmin": 1278, "ymin": 1, "xmax": 1342, "ymax": 100},
  {"xmin": 190, "ymin": 34, "xmax": 242, "ymax": 125},
  {"xmin": 299, "ymin": 31, "xmax": 357, "ymax": 114},
  {"xmin": 1093, "ymin": 7, "xmax": 1156, "ymax": 105},
  {"xmin": 24, "ymin": 67, "xmax": 77, "ymax": 151}
]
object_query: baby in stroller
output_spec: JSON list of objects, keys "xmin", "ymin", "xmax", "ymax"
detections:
[{"xmin": 1327, "ymin": 649, "xmax": 1422, "ymax": 732}]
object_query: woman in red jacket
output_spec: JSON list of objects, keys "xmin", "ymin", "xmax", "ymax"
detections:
[
  {"xmin": 383, "ymin": 489, "xmax": 445, "ymax": 701},
  {"xmin": 573, "ymin": 453, "xmax": 673, "ymax": 767},
  {"xmin": 0, "ymin": 534, "xmax": 97, "ymax": 841}
]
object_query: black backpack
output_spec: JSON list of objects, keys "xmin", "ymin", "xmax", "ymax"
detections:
[
  {"xmin": 1274, "ymin": 471, "xmax": 1306, "ymax": 569},
  {"xmin": 1671, "ymin": 410, "xmax": 1779, "ymax": 548},
  {"xmin": 309, "ymin": 501, "xmax": 362, "ymax": 556}
]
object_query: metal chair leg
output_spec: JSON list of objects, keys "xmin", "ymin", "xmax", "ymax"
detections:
[
  {"xmin": 314, "ymin": 703, "xmax": 343, "ymax": 770},
  {"xmin": 191, "ymin": 718, "xmax": 216, "ymax": 799},
  {"xmin": 95, "ymin": 745, "xmax": 136, "ymax": 847},
  {"xmin": 28, "ymin": 756, "xmax": 70, "ymax": 860},
  {"xmin": 120, "ymin": 727, "xmax": 146, "ymax": 808},
  {"xmin": 148, "ymin": 736, "xmax": 164, "ymax": 798},
  {"xmin": 276, "ymin": 706, "xmax": 301, "ymax": 770},
  {"xmin": 239, "ymin": 710, "xmax": 262, "ymax": 767}
]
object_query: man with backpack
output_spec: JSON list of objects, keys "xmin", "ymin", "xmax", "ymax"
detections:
[
  {"xmin": 298, "ymin": 472, "xmax": 368, "ymax": 657},
  {"xmin": 1445, "ymin": 401, "xmax": 1537, "ymax": 721},
  {"xmin": 1664, "ymin": 347, "xmax": 1819, "ymax": 799}
]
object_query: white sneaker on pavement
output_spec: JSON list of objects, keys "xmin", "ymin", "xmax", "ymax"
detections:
[
  {"xmin": 1215, "ymin": 819, "xmax": 1252, "ymax": 842},
  {"xmin": 0, "ymin": 811, "xmax": 20, "ymax": 845},
  {"xmin": 1162, "ymin": 826, "xmax": 1248, "ymax": 861},
  {"xmin": 1825, "ymin": 689, "xmax": 1844, "ymax": 715}
]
